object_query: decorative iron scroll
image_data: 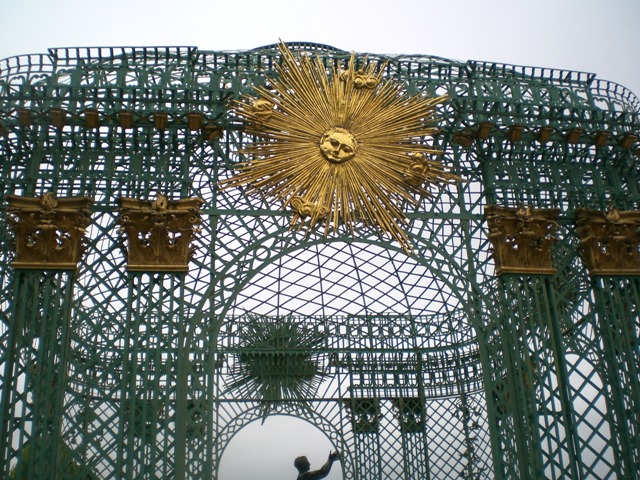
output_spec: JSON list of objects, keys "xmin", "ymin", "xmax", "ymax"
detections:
[
  {"xmin": 185, "ymin": 398, "xmax": 207, "ymax": 439},
  {"xmin": 574, "ymin": 206, "xmax": 640, "ymax": 276},
  {"xmin": 118, "ymin": 194, "xmax": 203, "ymax": 272},
  {"xmin": 7, "ymin": 192, "xmax": 93, "ymax": 270},
  {"xmin": 485, "ymin": 205, "xmax": 560, "ymax": 275},
  {"xmin": 391, "ymin": 397, "xmax": 425, "ymax": 433},
  {"xmin": 344, "ymin": 398, "xmax": 381, "ymax": 434}
]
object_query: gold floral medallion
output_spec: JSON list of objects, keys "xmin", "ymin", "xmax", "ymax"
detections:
[{"xmin": 220, "ymin": 43, "xmax": 460, "ymax": 251}]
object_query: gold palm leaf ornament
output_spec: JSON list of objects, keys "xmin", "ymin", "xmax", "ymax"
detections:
[{"xmin": 221, "ymin": 43, "xmax": 461, "ymax": 251}]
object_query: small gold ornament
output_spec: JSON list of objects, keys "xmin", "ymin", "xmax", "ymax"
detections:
[
  {"xmin": 220, "ymin": 42, "xmax": 460, "ymax": 252},
  {"xmin": 290, "ymin": 196, "xmax": 329, "ymax": 220},
  {"xmin": 251, "ymin": 99, "xmax": 275, "ymax": 121}
]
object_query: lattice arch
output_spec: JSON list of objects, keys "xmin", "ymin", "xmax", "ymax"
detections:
[{"xmin": 199, "ymin": 237, "xmax": 488, "ymax": 479}]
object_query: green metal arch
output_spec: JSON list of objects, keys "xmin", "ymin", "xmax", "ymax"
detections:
[{"xmin": 190, "ymin": 232, "xmax": 486, "ymax": 335}]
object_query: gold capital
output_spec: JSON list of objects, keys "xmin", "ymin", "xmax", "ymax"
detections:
[
  {"xmin": 485, "ymin": 205, "xmax": 560, "ymax": 275},
  {"xmin": 574, "ymin": 206, "xmax": 640, "ymax": 276},
  {"xmin": 7, "ymin": 193, "xmax": 93, "ymax": 270},
  {"xmin": 118, "ymin": 194, "xmax": 203, "ymax": 272}
]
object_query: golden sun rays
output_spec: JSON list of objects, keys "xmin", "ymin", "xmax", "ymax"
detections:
[{"xmin": 220, "ymin": 43, "xmax": 461, "ymax": 252}]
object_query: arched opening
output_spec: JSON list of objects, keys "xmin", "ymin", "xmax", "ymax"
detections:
[
  {"xmin": 218, "ymin": 416, "xmax": 343, "ymax": 480},
  {"xmin": 208, "ymin": 238, "xmax": 489, "ymax": 479}
]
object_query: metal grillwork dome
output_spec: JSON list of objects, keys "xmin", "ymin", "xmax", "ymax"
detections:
[{"xmin": 0, "ymin": 43, "xmax": 639, "ymax": 479}]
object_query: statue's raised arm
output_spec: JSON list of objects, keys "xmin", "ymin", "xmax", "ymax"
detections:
[{"xmin": 295, "ymin": 451, "xmax": 340, "ymax": 479}]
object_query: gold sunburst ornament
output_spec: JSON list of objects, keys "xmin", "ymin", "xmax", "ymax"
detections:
[{"xmin": 220, "ymin": 43, "xmax": 461, "ymax": 251}]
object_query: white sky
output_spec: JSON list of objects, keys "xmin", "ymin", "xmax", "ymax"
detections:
[
  {"xmin": 218, "ymin": 416, "xmax": 339, "ymax": 480},
  {"xmin": 1, "ymin": 1, "xmax": 638, "ymax": 478},
  {"xmin": 1, "ymin": 0, "xmax": 639, "ymax": 97}
]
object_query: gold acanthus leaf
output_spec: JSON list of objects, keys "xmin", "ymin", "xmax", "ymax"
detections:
[{"xmin": 220, "ymin": 42, "xmax": 461, "ymax": 252}]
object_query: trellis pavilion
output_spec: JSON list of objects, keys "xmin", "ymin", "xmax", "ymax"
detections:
[{"xmin": 0, "ymin": 42, "xmax": 639, "ymax": 479}]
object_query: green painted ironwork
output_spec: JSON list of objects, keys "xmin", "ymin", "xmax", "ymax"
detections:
[{"xmin": 0, "ymin": 42, "xmax": 638, "ymax": 479}]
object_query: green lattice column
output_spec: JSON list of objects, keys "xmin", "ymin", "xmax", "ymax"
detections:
[
  {"xmin": 575, "ymin": 207, "xmax": 640, "ymax": 477},
  {"xmin": 0, "ymin": 271, "xmax": 75, "ymax": 479},
  {"xmin": 345, "ymin": 398, "xmax": 382, "ymax": 479},
  {"xmin": 538, "ymin": 274, "xmax": 583, "ymax": 479},
  {"xmin": 590, "ymin": 277, "xmax": 640, "ymax": 477},
  {"xmin": 484, "ymin": 205, "xmax": 582, "ymax": 479},
  {"xmin": 0, "ymin": 193, "xmax": 92, "ymax": 479},
  {"xmin": 493, "ymin": 274, "xmax": 584, "ymax": 479},
  {"xmin": 115, "ymin": 273, "xmax": 186, "ymax": 479},
  {"xmin": 117, "ymin": 194, "xmax": 203, "ymax": 479},
  {"xmin": 392, "ymin": 397, "xmax": 430, "ymax": 479},
  {"xmin": 491, "ymin": 274, "xmax": 545, "ymax": 480}
]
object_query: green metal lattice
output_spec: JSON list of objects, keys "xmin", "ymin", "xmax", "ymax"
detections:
[{"xmin": 0, "ymin": 42, "xmax": 639, "ymax": 479}]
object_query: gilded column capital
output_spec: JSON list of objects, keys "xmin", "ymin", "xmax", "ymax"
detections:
[
  {"xmin": 7, "ymin": 192, "xmax": 93, "ymax": 270},
  {"xmin": 118, "ymin": 194, "xmax": 204, "ymax": 272},
  {"xmin": 574, "ymin": 205, "xmax": 640, "ymax": 276},
  {"xmin": 484, "ymin": 204, "xmax": 560, "ymax": 276}
]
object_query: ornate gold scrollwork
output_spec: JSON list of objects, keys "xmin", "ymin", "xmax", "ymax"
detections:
[
  {"xmin": 404, "ymin": 152, "xmax": 431, "ymax": 187},
  {"xmin": 118, "ymin": 194, "xmax": 203, "ymax": 272},
  {"xmin": 290, "ymin": 196, "xmax": 329, "ymax": 220},
  {"xmin": 251, "ymin": 99, "xmax": 275, "ymax": 121},
  {"xmin": 574, "ymin": 205, "xmax": 640, "ymax": 276},
  {"xmin": 340, "ymin": 66, "xmax": 380, "ymax": 89},
  {"xmin": 7, "ymin": 192, "xmax": 94, "ymax": 270},
  {"xmin": 485, "ymin": 204, "xmax": 560, "ymax": 275}
]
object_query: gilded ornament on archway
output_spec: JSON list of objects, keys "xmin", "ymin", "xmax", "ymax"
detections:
[{"xmin": 220, "ymin": 42, "xmax": 461, "ymax": 251}]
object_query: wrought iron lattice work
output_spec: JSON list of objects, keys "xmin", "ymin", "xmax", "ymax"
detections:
[{"xmin": 0, "ymin": 42, "xmax": 639, "ymax": 479}]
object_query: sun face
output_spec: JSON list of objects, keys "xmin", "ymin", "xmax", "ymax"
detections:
[
  {"xmin": 319, "ymin": 127, "xmax": 358, "ymax": 164},
  {"xmin": 220, "ymin": 43, "xmax": 460, "ymax": 252}
]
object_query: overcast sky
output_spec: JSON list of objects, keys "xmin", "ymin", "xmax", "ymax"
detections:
[
  {"xmin": 1, "ymin": 1, "xmax": 638, "ymax": 479},
  {"xmin": 1, "ymin": 0, "xmax": 639, "ymax": 97}
]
